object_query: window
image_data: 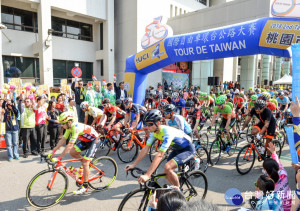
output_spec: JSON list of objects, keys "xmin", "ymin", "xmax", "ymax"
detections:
[
  {"xmin": 1, "ymin": 6, "xmax": 38, "ymax": 32},
  {"xmin": 51, "ymin": 16, "xmax": 93, "ymax": 41},
  {"xmin": 170, "ymin": 5, "xmax": 173, "ymax": 17},
  {"xmin": 175, "ymin": 6, "xmax": 177, "ymax": 16},
  {"xmin": 53, "ymin": 60, "xmax": 93, "ymax": 86},
  {"xmin": 100, "ymin": 23, "xmax": 103, "ymax": 50},
  {"xmin": 3, "ymin": 56, "xmax": 39, "ymax": 84},
  {"xmin": 195, "ymin": 0, "xmax": 207, "ymax": 6}
]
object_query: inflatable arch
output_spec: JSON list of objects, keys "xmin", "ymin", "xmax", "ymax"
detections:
[{"xmin": 124, "ymin": 17, "xmax": 300, "ymax": 105}]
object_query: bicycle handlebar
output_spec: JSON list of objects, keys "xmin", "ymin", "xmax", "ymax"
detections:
[{"xmin": 40, "ymin": 154, "xmax": 57, "ymax": 166}]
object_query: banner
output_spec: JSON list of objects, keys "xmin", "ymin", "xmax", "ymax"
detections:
[
  {"xmin": 286, "ymin": 126, "xmax": 299, "ymax": 163},
  {"xmin": 292, "ymin": 43, "xmax": 300, "ymax": 103},
  {"xmin": 162, "ymin": 72, "xmax": 189, "ymax": 90},
  {"xmin": 36, "ymin": 84, "xmax": 50, "ymax": 98}
]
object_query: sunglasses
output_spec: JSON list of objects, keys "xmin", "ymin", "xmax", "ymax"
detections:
[
  {"xmin": 164, "ymin": 112, "xmax": 171, "ymax": 115},
  {"xmin": 172, "ymin": 98, "xmax": 178, "ymax": 100},
  {"xmin": 103, "ymin": 104, "xmax": 109, "ymax": 107},
  {"xmin": 185, "ymin": 107, "xmax": 191, "ymax": 110},
  {"xmin": 144, "ymin": 122, "xmax": 155, "ymax": 127},
  {"xmin": 255, "ymin": 107, "xmax": 263, "ymax": 111}
]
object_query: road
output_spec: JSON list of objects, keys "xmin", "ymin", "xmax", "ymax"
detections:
[{"xmin": 0, "ymin": 131, "xmax": 296, "ymax": 211}]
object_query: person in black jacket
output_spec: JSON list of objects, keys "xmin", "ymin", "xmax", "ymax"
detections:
[
  {"xmin": 114, "ymin": 81, "xmax": 127, "ymax": 101},
  {"xmin": 47, "ymin": 101, "xmax": 62, "ymax": 150},
  {"xmin": 71, "ymin": 79, "xmax": 85, "ymax": 122},
  {"xmin": 3, "ymin": 100, "xmax": 20, "ymax": 161}
]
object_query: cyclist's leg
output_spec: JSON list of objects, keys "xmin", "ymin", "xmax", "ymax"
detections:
[
  {"xmin": 82, "ymin": 140, "xmax": 99, "ymax": 183},
  {"xmin": 70, "ymin": 140, "xmax": 87, "ymax": 159},
  {"xmin": 251, "ymin": 122, "xmax": 263, "ymax": 136},
  {"xmin": 98, "ymin": 114, "xmax": 107, "ymax": 127}
]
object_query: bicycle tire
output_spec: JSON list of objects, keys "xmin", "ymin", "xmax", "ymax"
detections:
[
  {"xmin": 199, "ymin": 133, "xmax": 209, "ymax": 149},
  {"xmin": 97, "ymin": 137, "xmax": 112, "ymax": 157},
  {"xmin": 236, "ymin": 144, "xmax": 256, "ymax": 175},
  {"xmin": 26, "ymin": 169, "xmax": 68, "ymax": 209},
  {"xmin": 117, "ymin": 137, "xmax": 139, "ymax": 163},
  {"xmin": 276, "ymin": 130, "xmax": 286, "ymax": 149},
  {"xmin": 209, "ymin": 139, "xmax": 221, "ymax": 166},
  {"xmin": 195, "ymin": 146, "xmax": 209, "ymax": 173},
  {"xmin": 118, "ymin": 188, "xmax": 149, "ymax": 211},
  {"xmin": 181, "ymin": 170, "xmax": 208, "ymax": 200},
  {"xmin": 149, "ymin": 139, "xmax": 162, "ymax": 162},
  {"xmin": 246, "ymin": 125, "xmax": 253, "ymax": 143},
  {"xmin": 272, "ymin": 140, "xmax": 282, "ymax": 158},
  {"xmin": 88, "ymin": 156, "xmax": 118, "ymax": 191},
  {"xmin": 227, "ymin": 133, "xmax": 238, "ymax": 156}
]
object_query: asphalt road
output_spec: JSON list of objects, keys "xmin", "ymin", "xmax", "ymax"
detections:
[{"xmin": 0, "ymin": 131, "xmax": 296, "ymax": 211}]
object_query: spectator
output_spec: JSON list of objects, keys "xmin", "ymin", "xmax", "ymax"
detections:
[
  {"xmin": 18, "ymin": 97, "xmax": 38, "ymax": 157},
  {"xmin": 228, "ymin": 81, "xmax": 234, "ymax": 90},
  {"xmin": 67, "ymin": 98, "xmax": 78, "ymax": 123},
  {"xmin": 47, "ymin": 101, "xmax": 61, "ymax": 150},
  {"xmin": 102, "ymin": 82, "xmax": 116, "ymax": 105},
  {"xmin": 156, "ymin": 83, "xmax": 163, "ymax": 98},
  {"xmin": 94, "ymin": 84, "xmax": 103, "ymax": 108},
  {"xmin": 71, "ymin": 79, "xmax": 85, "ymax": 122},
  {"xmin": 114, "ymin": 81, "xmax": 127, "ymax": 101},
  {"xmin": 55, "ymin": 94, "xmax": 65, "ymax": 112},
  {"xmin": 224, "ymin": 81, "xmax": 228, "ymax": 90},
  {"xmin": 2, "ymin": 100, "xmax": 20, "ymax": 161},
  {"xmin": 34, "ymin": 96, "xmax": 48, "ymax": 153},
  {"xmin": 50, "ymin": 95, "xmax": 56, "ymax": 102}
]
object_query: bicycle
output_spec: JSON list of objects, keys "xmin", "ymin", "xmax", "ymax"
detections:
[
  {"xmin": 118, "ymin": 166, "xmax": 208, "ymax": 211},
  {"xmin": 209, "ymin": 129, "xmax": 238, "ymax": 166},
  {"xmin": 235, "ymin": 133, "xmax": 282, "ymax": 175},
  {"xmin": 117, "ymin": 129, "xmax": 148, "ymax": 163},
  {"xmin": 26, "ymin": 154, "xmax": 118, "ymax": 209}
]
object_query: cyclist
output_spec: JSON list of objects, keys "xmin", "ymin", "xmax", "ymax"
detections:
[
  {"xmin": 48, "ymin": 112, "xmax": 101, "ymax": 194},
  {"xmin": 209, "ymin": 91, "xmax": 216, "ymax": 101},
  {"xmin": 80, "ymin": 101, "xmax": 103, "ymax": 127},
  {"xmin": 233, "ymin": 90, "xmax": 245, "ymax": 122},
  {"xmin": 163, "ymin": 104, "xmax": 192, "ymax": 137},
  {"xmin": 171, "ymin": 92, "xmax": 186, "ymax": 115},
  {"xmin": 255, "ymin": 88, "xmax": 262, "ymax": 97},
  {"xmin": 125, "ymin": 109, "xmax": 195, "ymax": 188},
  {"xmin": 261, "ymin": 93, "xmax": 277, "ymax": 114},
  {"xmin": 226, "ymin": 93, "xmax": 234, "ymax": 104},
  {"xmin": 246, "ymin": 95, "xmax": 258, "ymax": 115},
  {"xmin": 115, "ymin": 99, "xmax": 126, "ymax": 111},
  {"xmin": 124, "ymin": 97, "xmax": 147, "ymax": 130},
  {"xmin": 201, "ymin": 93, "xmax": 215, "ymax": 108},
  {"xmin": 207, "ymin": 96, "xmax": 237, "ymax": 151},
  {"xmin": 241, "ymin": 99, "xmax": 276, "ymax": 156},
  {"xmin": 184, "ymin": 100, "xmax": 206, "ymax": 141},
  {"xmin": 276, "ymin": 91, "xmax": 290, "ymax": 112},
  {"xmin": 163, "ymin": 92, "xmax": 172, "ymax": 104}
]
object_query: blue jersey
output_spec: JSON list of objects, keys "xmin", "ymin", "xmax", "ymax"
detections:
[
  {"xmin": 269, "ymin": 91, "xmax": 275, "ymax": 98},
  {"xmin": 165, "ymin": 115, "xmax": 192, "ymax": 135},
  {"xmin": 172, "ymin": 98, "xmax": 186, "ymax": 113},
  {"xmin": 146, "ymin": 125, "xmax": 192, "ymax": 152},
  {"xmin": 276, "ymin": 96, "xmax": 290, "ymax": 106}
]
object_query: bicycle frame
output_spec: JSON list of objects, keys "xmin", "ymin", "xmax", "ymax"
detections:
[
  {"xmin": 47, "ymin": 158, "xmax": 106, "ymax": 189},
  {"xmin": 242, "ymin": 143, "xmax": 263, "ymax": 161},
  {"xmin": 127, "ymin": 130, "xmax": 147, "ymax": 149}
]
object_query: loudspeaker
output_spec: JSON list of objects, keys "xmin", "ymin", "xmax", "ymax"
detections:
[
  {"xmin": 208, "ymin": 77, "xmax": 214, "ymax": 86},
  {"xmin": 269, "ymin": 81, "xmax": 273, "ymax": 86},
  {"xmin": 264, "ymin": 80, "xmax": 268, "ymax": 85},
  {"xmin": 214, "ymin": 77, "xmax": 220, "ymax": 86}
]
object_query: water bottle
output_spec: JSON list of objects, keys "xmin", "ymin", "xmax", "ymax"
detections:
[
  {"xmin": 194, "ymin": 158, "xmax": 200, "ymax": 170},
  {"xmin": 78, "ymin": 166, "xmax": 83, "ymax": 179}
]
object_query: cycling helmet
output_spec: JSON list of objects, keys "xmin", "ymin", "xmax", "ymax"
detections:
[
  {"xmin": 163, "ymin": 104, "xmax": 176, "ymax": 113},
  {"xmin": 255, "ymin": 88, "xmax": 260, "ymax": 93},
  {"xmin": 59, "ymin": 112, "xmax": 74, "ymax": 123},
  {"xmin": 251, "ymin": 95, "xmax": 258, "ymax": 101},
  {"xmin": 226, "ymin": 94, "xmax": 231, "ymax": 99},
  {"xmin": 102, "ymin": 98, "xmax": 110, "ymax": 104},
  {"xmin": 202, "ymin": 92, "xmax": 208, "ymax": 97},
  {"xmin": 225, "ymin": 90, "xmax": 230, "ymax": 94},
  {"xmin": 278, "ymin": 91, "xmax": 284, "ymax": 96},
  {"xmin": 185, "ymin": 100, "xmax": 195, "ymax": 108},
  {"xmin": 143, "ymin": 109, "xmax": 162, "ymax": 123},
  {"xmin": 115, "ymin": 99, "xmax": 122, "ymax": 106},
  {"xmin": 171, "ymin": 92, "xmax": 179, "ymax": 98},
  {"xmin": 262, "ymin": 92, "xmax": 271, "ymax": 100},
  {"xmin": 158, "ymin": 101, "xmax": 168, "ymax": 109},
  {"xmin": 254, "ymin": 99, "xmax": 266, "ymax": 109},
  {"xmin": 164, "ymin": 92, "xmax": 169, "ymax": 97},
  {"xmin": 234, "ymin": 89, "xmax": 239, "ymax": 94},
  {"xmin": 258, "ymin": 95, "xmax": 267, "ymax": 101},
  {"xmin": 80, "ymin": 101, "xmax": 89, "ymax": 110},
  {"xmin": 215, "ymin": 96, "xmax": 226, "ymax": 106},
  {"xmin": 124, "ymin": 97, "xmax": 133, "ymax": 105}
]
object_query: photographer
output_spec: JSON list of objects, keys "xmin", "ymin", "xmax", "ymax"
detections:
[{"xmin": 2, "ymin": 99, "xmax": 20, "ymax": 161}]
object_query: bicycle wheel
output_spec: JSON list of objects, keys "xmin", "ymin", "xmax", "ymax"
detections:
[
  {"xmin": 181, "ymin": 170, "xmax": 208, "ymax": 200},
  {"xmin": 236, "ymin": 144, "xmax": 256, "ymax": 175},
  {"xmin": 209, "ymin": 139, "xmax": 221, "ymax": 166},
  {"xmin": 195, "ymin": 146, "xmax": 209, "ymax": 173},
  {"xmin": 276, "ymin": 130, "xmax": 286, "ymax": 149},
  {"xmin": 227, "ymin": 133, "xmax": 238, "ymax": 156},
  {"xmin": 97, "ymin": 137, "xmax": 112, "ymax": 157},
  {"xmin": 117, "ymin": 137, "xmax": 139, "ymax": 163},
  {"xmin": 118, "ymin": 188, "xmax": 149, "ymax": 211},
  {"xmin": 88, "ymin": 156, "xmax": 118, "ymax": 191},
  {"xmin": 199, "ymin": 133, "xmax": 209, "ymax": 149},
  {"xmin": 149, "ymin": 139, "xmax": 161, "ymax": 162},
  {"xmin": 272, "ymin": 140, "xmax": 282, "ymax": 158},
  {"xmin": 26, "ymin": 169, "xmax": 68, "ymax": 209},
  {"xmin": 246, "ymin": 125, "xmax": 253, "ymax": 143}
]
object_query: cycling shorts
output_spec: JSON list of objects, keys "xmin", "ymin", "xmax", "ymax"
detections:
[
  {"xmin": 280, "ymin": 105, "xmax": 286, "ymax": 111},
  {"xmin": 235, "ymin": 107, "xmax": 245, "ymax": 114},
  {"xmin": 167, "ymin": 143, "xmax": 195, "ymax": 167},
  {"xmin": 253, "ymin": 121, "xmax": 275, "ymax": 139},
  {"xmin": 220, "ymin": 117, "xmax": 236, "ymax": 129},
  {"xmin": 74, "ymin": 138, "xmax": 101, "ymax": 161},
  {"xmin": 115, "ymin": 118, "xmax": 125, "ymax": 127},
  {"xmin": 191, "ymin": 121, "xmax": 205, "ymax": 131}
]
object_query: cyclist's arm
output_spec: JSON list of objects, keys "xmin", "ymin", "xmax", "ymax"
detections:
[
  {"xmin": 132, "ymin": 113, "xmax": 140, "ymax": 129},
  {"xmin": 124, "ymin": 113, "xmax": 130, "ymax": 126},
  {"xmin": 145, "ymin": 150, "xmax": 164, "ymax": 177},
  {"xmin": 91, "ymin": 117, "xmax": 97, "ymax": 127},
  {"xmin": 259, "ymin": 120, "xmax": 270, "ymax": 137},
  {"xmin": 283, "ymin": 103, "xmax": 288, "ymax": 112},
  {"xmin": 53, "ymin": 137, "xmax": 67, "ymax": 152},
  {"xmin": 107, "ymin": 113, "xmax": 116, "ymax": 128},
  {"xmin": 84, "ymin": 113, "xmax": 88, "ymax": 124},
  {"xmin": 60, "ymin": 142, "xmax": 74, "ymax": 160},
  {"xmin": 225, "ymin": 115, "xmax": 231, "ymax": 130},
  {"xmin": 210, "ymin": 112, "xmax": 219, "ymax": 127},
  {"xmin": 242, "ymin": 116, "xmax": 252, "ymax": 130}
]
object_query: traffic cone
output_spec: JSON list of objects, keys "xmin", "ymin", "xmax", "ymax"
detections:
[{"xmin": 0, "ymin": 135, "xmax": 6, "ymax": 149}]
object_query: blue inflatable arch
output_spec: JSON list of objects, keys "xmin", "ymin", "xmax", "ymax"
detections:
[{"xmin": 124, "ymin": 17, "xmax": 300, "ymax": 105}]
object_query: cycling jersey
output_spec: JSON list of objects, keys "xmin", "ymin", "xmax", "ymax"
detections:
[
  {"xmin": 64, "ymin": 123, "xmax": 100, "ymax": 144},
  {"xmin": 250, "ymin": 107, "xmax": 276, "ymax": 138},
  {"xmin": 104, "ymin": 105, "xmax": 126, "ymax": 120},
  {"xmin": 270, "ymin": 99, "xmax": 278, "ymax": 107},
  {"xmin": 125, "ymin": 103, "xmax": 147, "ymax": 115},
  {"xmin": 146, "ymin": 125, "xmax": 192, "ymax": 152},
  {"xmin": 172, "ymin": 98, "xmax": 186, "ymax": 113},
  {"xmin": 276, "ymin": 96, "xmax": 290, "ymax": 106},
  {"xmin": 184, "ymin": 108, "xmax": 206, "ymax": 129},
  {"xmin": 85, "ymin": 107, "xmax": 103, "ymax": 118},
  {"xmin": 165, "ymin": 114, "xmax": 192, "ymax": 135},
  {"xmin": 234, "ymin": 97, "xmax": 244, "ymax": 108},
  {"xmin": 267, "ymin": 102, "xmax": 276, "ymax": 112},
  {"xmin": 213, "ymin": 104, "xmax": 236, "ymax": 119},
  {"xmin": 248, "ymin": 101, "xmax": 255, "ymax": 109}
]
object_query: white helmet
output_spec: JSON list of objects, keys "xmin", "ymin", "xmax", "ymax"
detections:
[
  {"xmin": 80, "ymin": 101, "xmax": 89, "ymax": 110},
  {"xmin": 234, "ymin": 89, "xmax": 239, "ymax": 94}
]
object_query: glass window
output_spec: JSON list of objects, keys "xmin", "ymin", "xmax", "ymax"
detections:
[
  {"xmin": 53, "ymin": 60, "xmax": 67, "ymax": 78},
  {"xmin": 1, "ymin": 6, "xmax": 13, "ymax": 24},
  {"xmin": 52, "ymin": 17, "xmax": 66, "ymax": 37},
  {"xmin": 15, "ymin": 57, "xmax": 35, "ymax": 77}
]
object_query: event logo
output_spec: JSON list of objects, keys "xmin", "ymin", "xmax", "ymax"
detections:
[
  {"xmin": 271, "ymin": 0, "xmax": 300, "ymax": 17},
  {"xmin": 224, "ymin": 188, "xmax": 243, "ymax": 206},
  {"xmin": 141, "ymin": 16, "xmax": 173, "ymax": 49},
  {"xmin": 151, "ymin": 44, "xmax": 165, "ymax": 59}
]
